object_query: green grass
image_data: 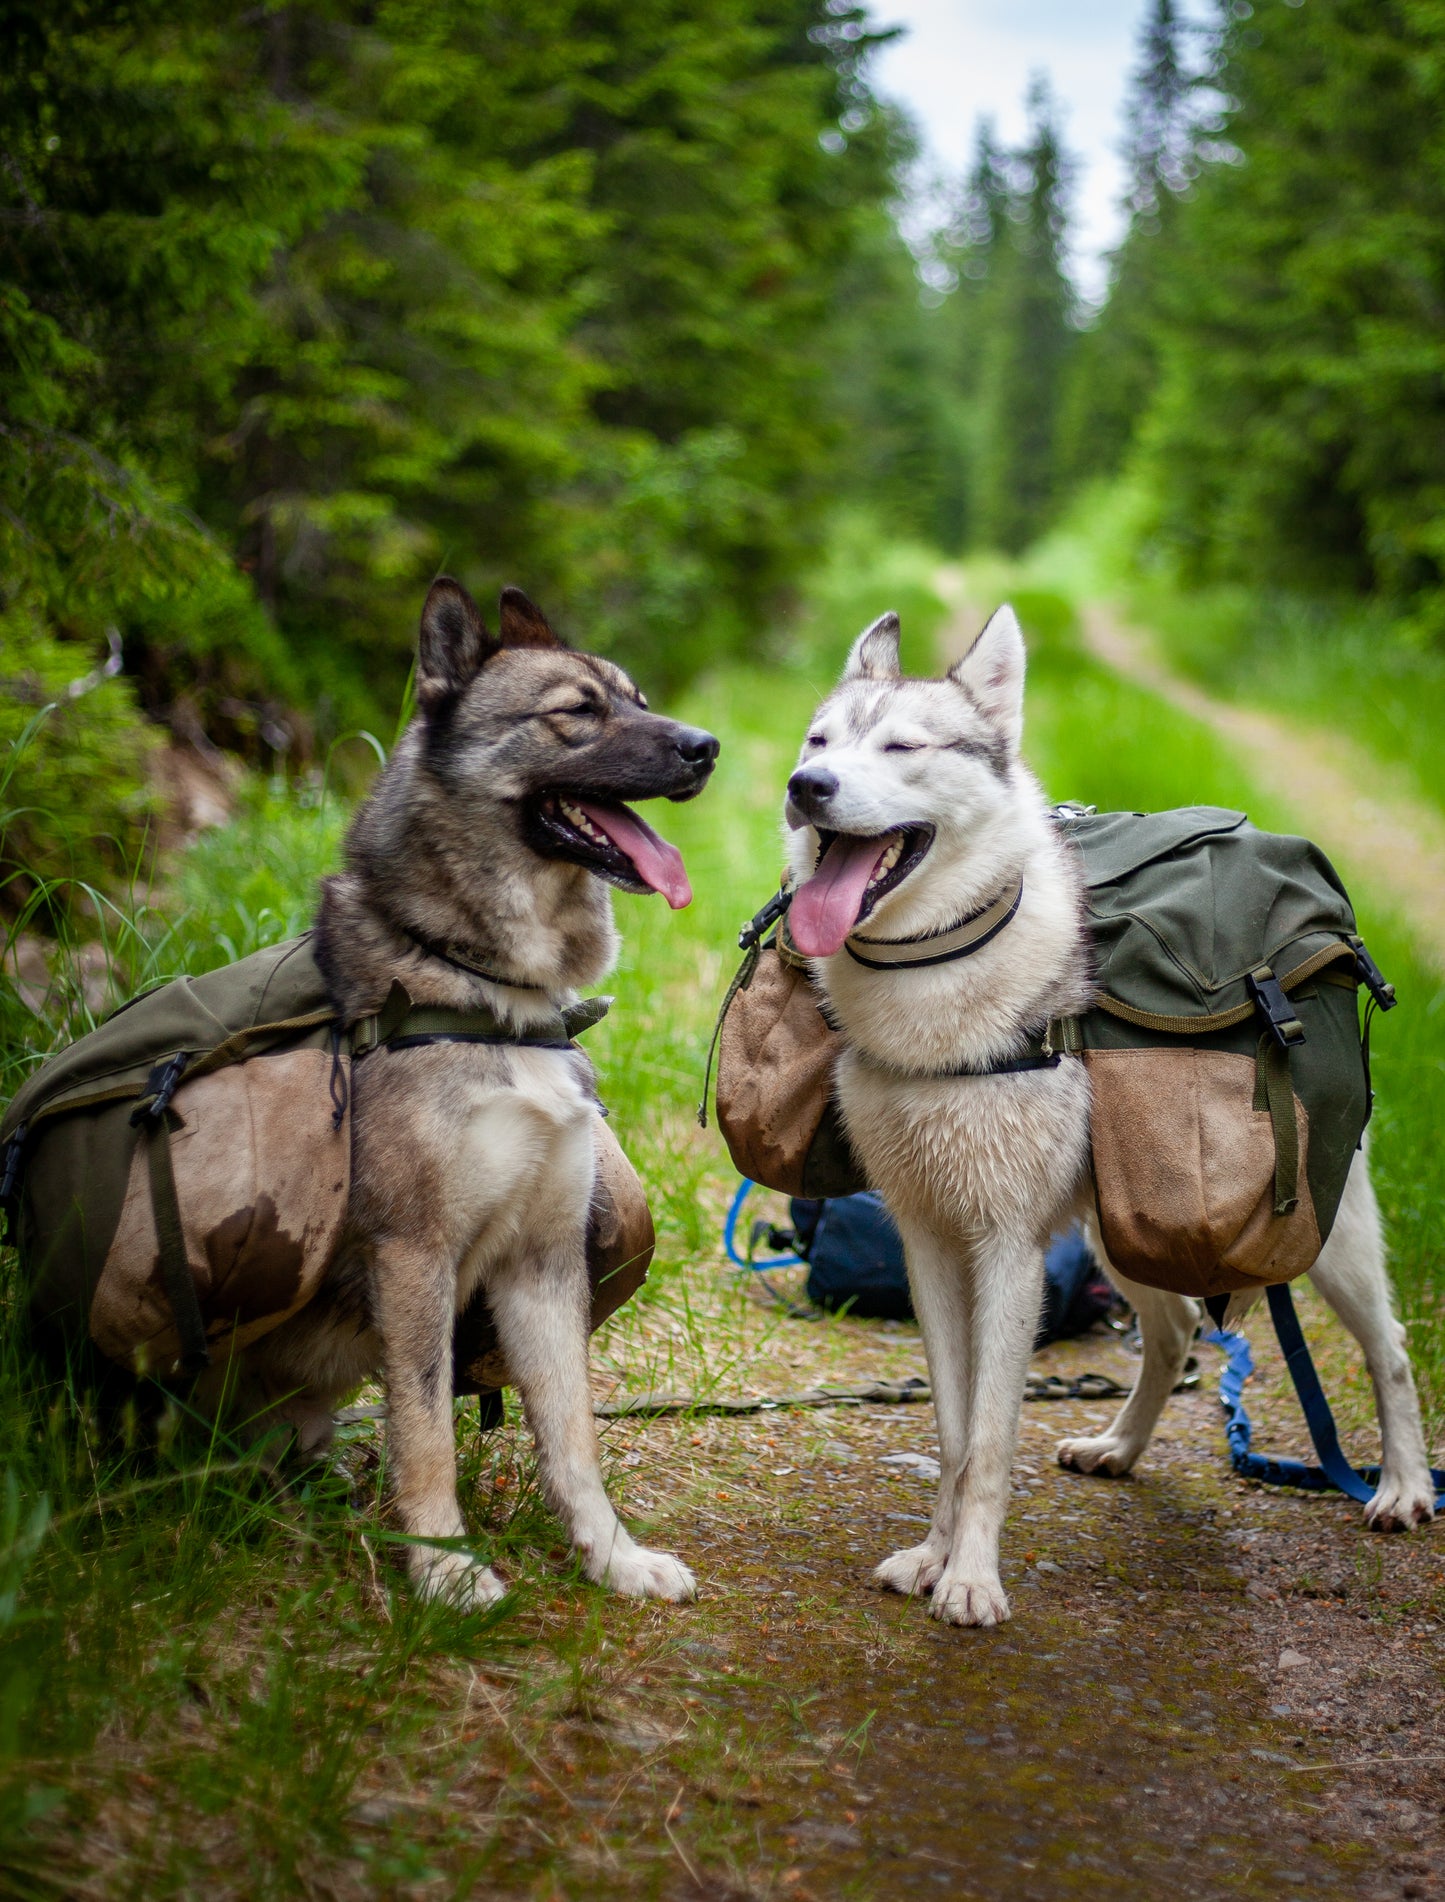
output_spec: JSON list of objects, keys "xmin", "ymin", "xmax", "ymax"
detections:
[
  {"xmin": 1022, "ymin": 478, "xmax": 1445, "ymax": 825},
  {"xmin": 1, "ymin": 515, "xmax": 1442, "ymax": 1893},
  {"xmin": 0, "ymin": 527, "xmax": 951, "ymax": 1895}
]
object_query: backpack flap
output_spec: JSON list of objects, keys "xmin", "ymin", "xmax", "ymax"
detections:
[{"xmin": 1060, "ymin": 810, "xmax": 1377, "ymax": 1298}]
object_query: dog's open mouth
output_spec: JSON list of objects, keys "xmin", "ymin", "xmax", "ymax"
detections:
[
  {"xmin": 533, "ymin": 795, "xmax": 693, "ymax": 908},
  {"xmin": 789, "ymin": 824, "xmax": 934, "ymax": 957}
]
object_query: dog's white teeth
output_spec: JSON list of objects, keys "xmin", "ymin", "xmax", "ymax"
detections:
[
  {"xmin": 560, "ymin": 800, "xmax": 608, "ymax": 844},
  {"xmin": 865, "ymin": 837, "xmax": 904, "ymax": 890}
]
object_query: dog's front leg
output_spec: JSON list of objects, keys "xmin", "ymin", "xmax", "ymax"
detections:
[
  {"xmin": 929, "ymin": 1231, "xmax": 1044, "ymax": 1628},
  {"xmin": 485, "ymin": 1245, "xmax": 696, "ymax": 1602},
  {"xmin": 375, "ymin": 1241, "xmax": 506, "ymax": 1607},
  {"xmin": 874, "ymin": 1220, "xmax": 969, "ymax": 1599}
]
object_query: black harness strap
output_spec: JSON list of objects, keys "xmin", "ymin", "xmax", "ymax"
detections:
[
  {"xmin": 397, "ymin": 923, "xmax": 549, "ymax": 992},
  {"xmin": 861, "ymin": 1020, "xmax": 1069, "ymax": 1083},
  {"xmin": 351, "ymin": 984, "xmax": 611, "ymax": 1056},
  {"xmin": 130, "ymin": 1055, "xmax": 210, "ymax": 1377}
]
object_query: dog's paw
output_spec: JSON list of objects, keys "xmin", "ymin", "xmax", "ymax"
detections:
[
  {"xmin": 413, "ymin": 1548, "xmax": 507, "ymax": 1608},
  {"xmin": 603, "ymin": 1545, "xmax": 697, "ymax": 1603},
  {"xmin": 1365, "ymin": 1473, "xmax": 1437, "ymax": 1533},
  {"xmin": 929, "ymin": 1571, "xmax": 1011, "ymax": 1628},
  {"xmin": 873, "ymin": 1543, "xmax": 946, "ymax": 1598},
  {"xmin": 1056, "ymin": 1433, "xmax": 1136, "ymax": 1477}
]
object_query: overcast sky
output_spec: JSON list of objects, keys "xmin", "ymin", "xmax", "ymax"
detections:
[{"xmin": 867, "ymin": 0, "xmax": 1205, "ymax": 299}]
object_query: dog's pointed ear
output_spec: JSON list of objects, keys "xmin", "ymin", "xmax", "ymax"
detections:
[
  {"xmin": 948, "ymin": 605, "xmax": 1025, "ymax": 755},
  {"xmin": 843, "ymin": 611, "xmax": 902, "ymax": 681},
  {"xmin": 418, "ymin": 577, "xmax": 495, "ymax": 711},
  {"xmin": 498, "ymin": 586, "xmax": 563, "ymax": 649}
]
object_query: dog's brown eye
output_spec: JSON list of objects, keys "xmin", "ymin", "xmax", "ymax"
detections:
[
  {"xmin": 805, "ymin": 733, "xmax": 826, "ymax": 748},
  {"xmin": 884, "ymin": 740, "xmax": 924, "ymax": 753},
  {"xmin": 548, "ymin": 702, "xmax": 601, "ymax": 719}
]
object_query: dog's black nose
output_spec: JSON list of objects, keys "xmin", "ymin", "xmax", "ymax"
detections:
[
  {"xmin": 675, "ymin": 726, "xmax": 720, "ymax": 767},
  {"xmin": 787, "ymin": 764, "xmax": 838, "ymax": 810}
]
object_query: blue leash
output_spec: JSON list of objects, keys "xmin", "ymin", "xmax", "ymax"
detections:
[
  {"xmin": 726, "ymin": 1186, "xmax": 1444, "ymax": 1508},
  {"xmin": 1208, "ymin": 1280, "xmax": 1445, "ymax": 1507},
  {"xmin": 723, "ymin": 1178, "xmax": 802, "ymax": 1269}
]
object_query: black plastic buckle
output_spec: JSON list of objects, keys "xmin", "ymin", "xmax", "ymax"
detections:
[
  {"xmin": 130, "ymin": 1052, "xmax": 189, "ymax": 1126},
  {"xmin": 1350, "ymin": 937, "xmax": 1396, "ymax": 1011},
  {"xmin": 738, "ymin": 887, "xmax": 790, "ymax": 951},
  {"xmin": 1246, "ymin": 966, "xmax": 1306, "ymax": 1048}
]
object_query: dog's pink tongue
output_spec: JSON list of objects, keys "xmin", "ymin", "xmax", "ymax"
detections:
[
  {"xmin": 789, "ymin": 835, "xmax": 891, "ymax": 957},
  {"xmin": 578, "ymin": 801, "xmax": 692, "ymax": 909}
]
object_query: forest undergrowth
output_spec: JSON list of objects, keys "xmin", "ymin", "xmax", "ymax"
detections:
[{"xmin": 1, "ymin": 521, "xmax": 1442, "ymax": 1897}]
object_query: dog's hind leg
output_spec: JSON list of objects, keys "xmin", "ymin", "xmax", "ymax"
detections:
[
  {"xmin": 928, "ymin": 1229, "xmax": 1045, "ymax": 1628},
  {"xmin": 374, "ymin": 1242, "xmax": 508, "ymax": 1608},
  {"xmin": 874, "ymin": 1221, "xmax": 971, "ymax": 1601},
  {"xmin": 1306, "ymin": 1151, "xmax": 1435, "ymax": 1531},
  {"xmin": 1057, "ymin": 1257, "xmax": 1196, "ymax": 1479},
  {"xmin": 485, "ymin": 1244, "xmax": 696, "ymax": 1602}
]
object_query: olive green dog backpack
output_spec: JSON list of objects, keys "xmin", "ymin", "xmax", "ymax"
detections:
[
  {"xmin": 1, "ymin": 935, "xmax": 653, "ymax": 1387},
  {"xmin": 704, "ymin": 806, "xmax": 1395, "ymax": 1302}
]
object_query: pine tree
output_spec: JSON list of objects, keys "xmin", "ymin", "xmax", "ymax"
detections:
[
  {"xmin": 1055, "ymin": 0, "xmax": 1198, "ymax": 494},
  {"xmin": 1136, "ymin": 0, "xmax": 1445, "ymax": 623},
  {"xmin": 971, "ymin": 76, "xmax": 1077, "ymax": 554},
  {"xmin": 1124, "ymin": 0, "xmax": 1194, "ymax": 225}
]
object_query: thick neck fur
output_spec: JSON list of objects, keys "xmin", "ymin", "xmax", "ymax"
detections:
[
  {"xmin": 315, "ymin": 725, "xmax": 619, "ymax": 1029},
  {"xmin": 792, "ymin": 762, "xmax": 1093, "ymax": 1074}
]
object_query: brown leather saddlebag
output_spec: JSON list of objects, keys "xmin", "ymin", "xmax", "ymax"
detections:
[
  {"xmin": 88, "ymin": 1047, "xmax": 350, "ymax": 1373},
  {"xmin": 704, "ymin": 895, "xmax": 866, "ymax": 1200},
  {"xmin": 1084, "ymin": 1045, "xmax": 1322, "ymax": 1300}
]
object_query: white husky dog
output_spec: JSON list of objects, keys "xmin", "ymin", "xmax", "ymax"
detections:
[{"xmin": 783, "ymin": 606, "xmax": 1436, "ymax": 1628}]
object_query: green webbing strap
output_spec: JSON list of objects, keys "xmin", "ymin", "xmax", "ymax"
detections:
[
  {"xmin": 1253, "ymin": 1032, "xmax": 1300, "ymax": 1217},
  {"xmin": 561, "ymin": 995, "xmax": 613, "ymax": 1039},
  {"xmin": 352, "ymin": 982, "xmax": 611, "ymax": 1056},
  {"xmin": 138, "ymin": 1102, "xmax": 211, "ymax": 1377}
]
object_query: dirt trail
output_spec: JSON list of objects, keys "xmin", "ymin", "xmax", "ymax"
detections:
[
  {"xmin": 322, "ymin": 591, "xmax": 1445, "ymax": 1899},
  {"xmin": 582, "ymin": 1307, "xmax": 1445, "ymax": 1901},
  {"xmin": 1079, "ymin": 602, "xmax": 1445, "ymax": 972}
]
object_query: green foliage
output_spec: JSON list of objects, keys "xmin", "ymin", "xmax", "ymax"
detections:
[
  {"xmin": 970, "ymin": 79, "xmax": 1078, "ymax": 555},
  {"xmin": 1, "ymin": 0, "xmax": 899, "ymax": 808},
  {"xmin": 825, "ymin": 86, "xmax": 1088, "ymax": 562},
  {"xmin": 1094, "ymin": 0, "xmax": 1445, "ymax": 631},
  {"xmin": 1056, "ymin": 0, "xmax": 1204, "ymax": 495},
  {"xmin": 0, "ymin": 643, "xmax": 160, "ymax": 924},
  {"xmin": 822, "ymin": 217, "xmax": 972, "ymax": 552}
]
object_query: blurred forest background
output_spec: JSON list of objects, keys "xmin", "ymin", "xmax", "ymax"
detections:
[
  {"xmin": 3, "ymin": 0, "xmax": 1445, "ymax": 894},
  {"xmin": 7, "ymin": 8, "xmax": 1445, "ymax": 1879}
]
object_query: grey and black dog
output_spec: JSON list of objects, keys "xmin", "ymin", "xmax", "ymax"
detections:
[{"xmin": 227, "ymin": 578, "xmax": 717, "ymax": 1605}]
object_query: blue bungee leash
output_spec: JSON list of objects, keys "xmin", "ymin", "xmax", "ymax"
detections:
[
  {"xmin": 727, "ymin": 1182, "xmax": 1443, "ymax": 1508},
  {"xmin": 1207, "ymin": 1280, "xmax": 1445, "ymax": 1509},
  {"xmin": 723, "ymin": 1177, "xmax": 802, "ymax": 1269}
]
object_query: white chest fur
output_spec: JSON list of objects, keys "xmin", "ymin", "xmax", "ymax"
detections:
[{"xmin": 439, "ymin": 1049, "xmax": 599, "ymax": 1301}]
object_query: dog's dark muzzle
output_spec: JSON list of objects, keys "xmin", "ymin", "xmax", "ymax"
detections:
[{"xmin": 658, "ymin": 721, "xmax": 720, "ymax": 800}]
